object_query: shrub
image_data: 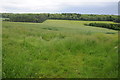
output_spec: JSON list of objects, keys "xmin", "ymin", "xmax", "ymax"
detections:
[
  {"xmin": 85, "ymin": 23, "xmax": 120, "ymax": 30},
  {"xmin": 9, "ymin": 14, "xmax": 48, "ymax": 23}
]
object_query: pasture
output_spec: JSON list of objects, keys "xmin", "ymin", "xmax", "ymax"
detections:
[{"xmin": 2, "ymin": 20, "xmax": 118, "ymax": 78}]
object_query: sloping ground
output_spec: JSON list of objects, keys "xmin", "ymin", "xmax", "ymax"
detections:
[{"xmin": 2, "ymin": 20, "xmax": 118, "ymax": 78}]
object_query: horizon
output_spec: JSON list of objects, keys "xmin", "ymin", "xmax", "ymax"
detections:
[{"xmin": 1, "ymin": 12, "xmax": 118, "ymax": 16}]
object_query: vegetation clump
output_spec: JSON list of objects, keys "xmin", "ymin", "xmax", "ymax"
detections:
[
  {"xmin": 9, "ymin": 14, "xmax": 48, "ymax": 23},
  {"xmin": 85, "ymin": 23, "xmax": 120, "ymax": 30}
]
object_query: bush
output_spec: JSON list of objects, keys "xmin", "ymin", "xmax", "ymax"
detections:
[
  {"xmin": 85, "ymin": 23, "xmax": 120, "ymax": 30},
  {"xmin": 9, "ymin": 14, "xmax": 48, "ymax": 23}
]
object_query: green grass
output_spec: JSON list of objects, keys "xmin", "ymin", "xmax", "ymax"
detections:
[{"xmin": 2, "ymin": 20, "xmax": 118, "ymax": 78}]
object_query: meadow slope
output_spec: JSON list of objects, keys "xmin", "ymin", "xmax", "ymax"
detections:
[{"xmin": 2, "ymin": 20, "xmax": 118, "ymax": 78}]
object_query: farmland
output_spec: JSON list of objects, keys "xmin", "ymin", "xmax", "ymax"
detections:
[{"xmin": 2, "ymin": 20, "xmax": 118, "ymax": 78}]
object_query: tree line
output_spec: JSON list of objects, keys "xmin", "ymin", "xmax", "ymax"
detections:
[
  {"xmin": 2, "ymin": 13, "xmax": 119, "ymax": 23},
  {"xmin": 2, "ymin": 13, "xmax": 48, "ymax": 23},
  {"xmin": 48, "ymin": 13, "xmax": 118, "ymax": 22},
  {"xmin": 85, "ymin": 23, "xmax": 120, "ymax": 30}
]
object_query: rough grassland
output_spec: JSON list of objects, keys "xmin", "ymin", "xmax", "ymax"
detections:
[{"xmin": 2, "ymin": 20, "xmax": 118, "ymax": 78}]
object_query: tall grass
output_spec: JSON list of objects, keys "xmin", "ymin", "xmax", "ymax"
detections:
[{"xmin": 2, "ymin": 20, "xmax": 118, "ymax": 78}]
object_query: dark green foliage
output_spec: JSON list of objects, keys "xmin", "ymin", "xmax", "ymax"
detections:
[
  {"xmin": 113, "ymin": 16, "xmax": 120, "ymax": 23},
  {"xmin": 48, "ymin": 13, "xmax": 81, "ymax": 20},
  {"xmin": 2, "ymin": 13, "xmax": 48, "ymax": 23},
  {"xmin": 2, "ymin": 13, "xmax": 14, "ymax": 18},
  {"xmin": 10, "ymin": 14, "xmax": 47, "ymax": 23},
  {"xmin": 2, "ymin": 13, "xmax": 118, "ymax": 23},
  {"xmin": 48, "ymin": 13, "xmax": 118, "ymax": 22},
  {"xmin": 85, "ymin": 23, "xmax": 120, "ymax": 30}
]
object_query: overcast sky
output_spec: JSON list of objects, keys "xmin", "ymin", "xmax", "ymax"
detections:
[{"xmin": 0, "ymin": 0, "xmax": 119, "ymax": 15}]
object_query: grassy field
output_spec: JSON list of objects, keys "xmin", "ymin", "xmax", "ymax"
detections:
[{"xmin": 2, "ymin": 20, "xmax": 118, "ymax": 78}]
